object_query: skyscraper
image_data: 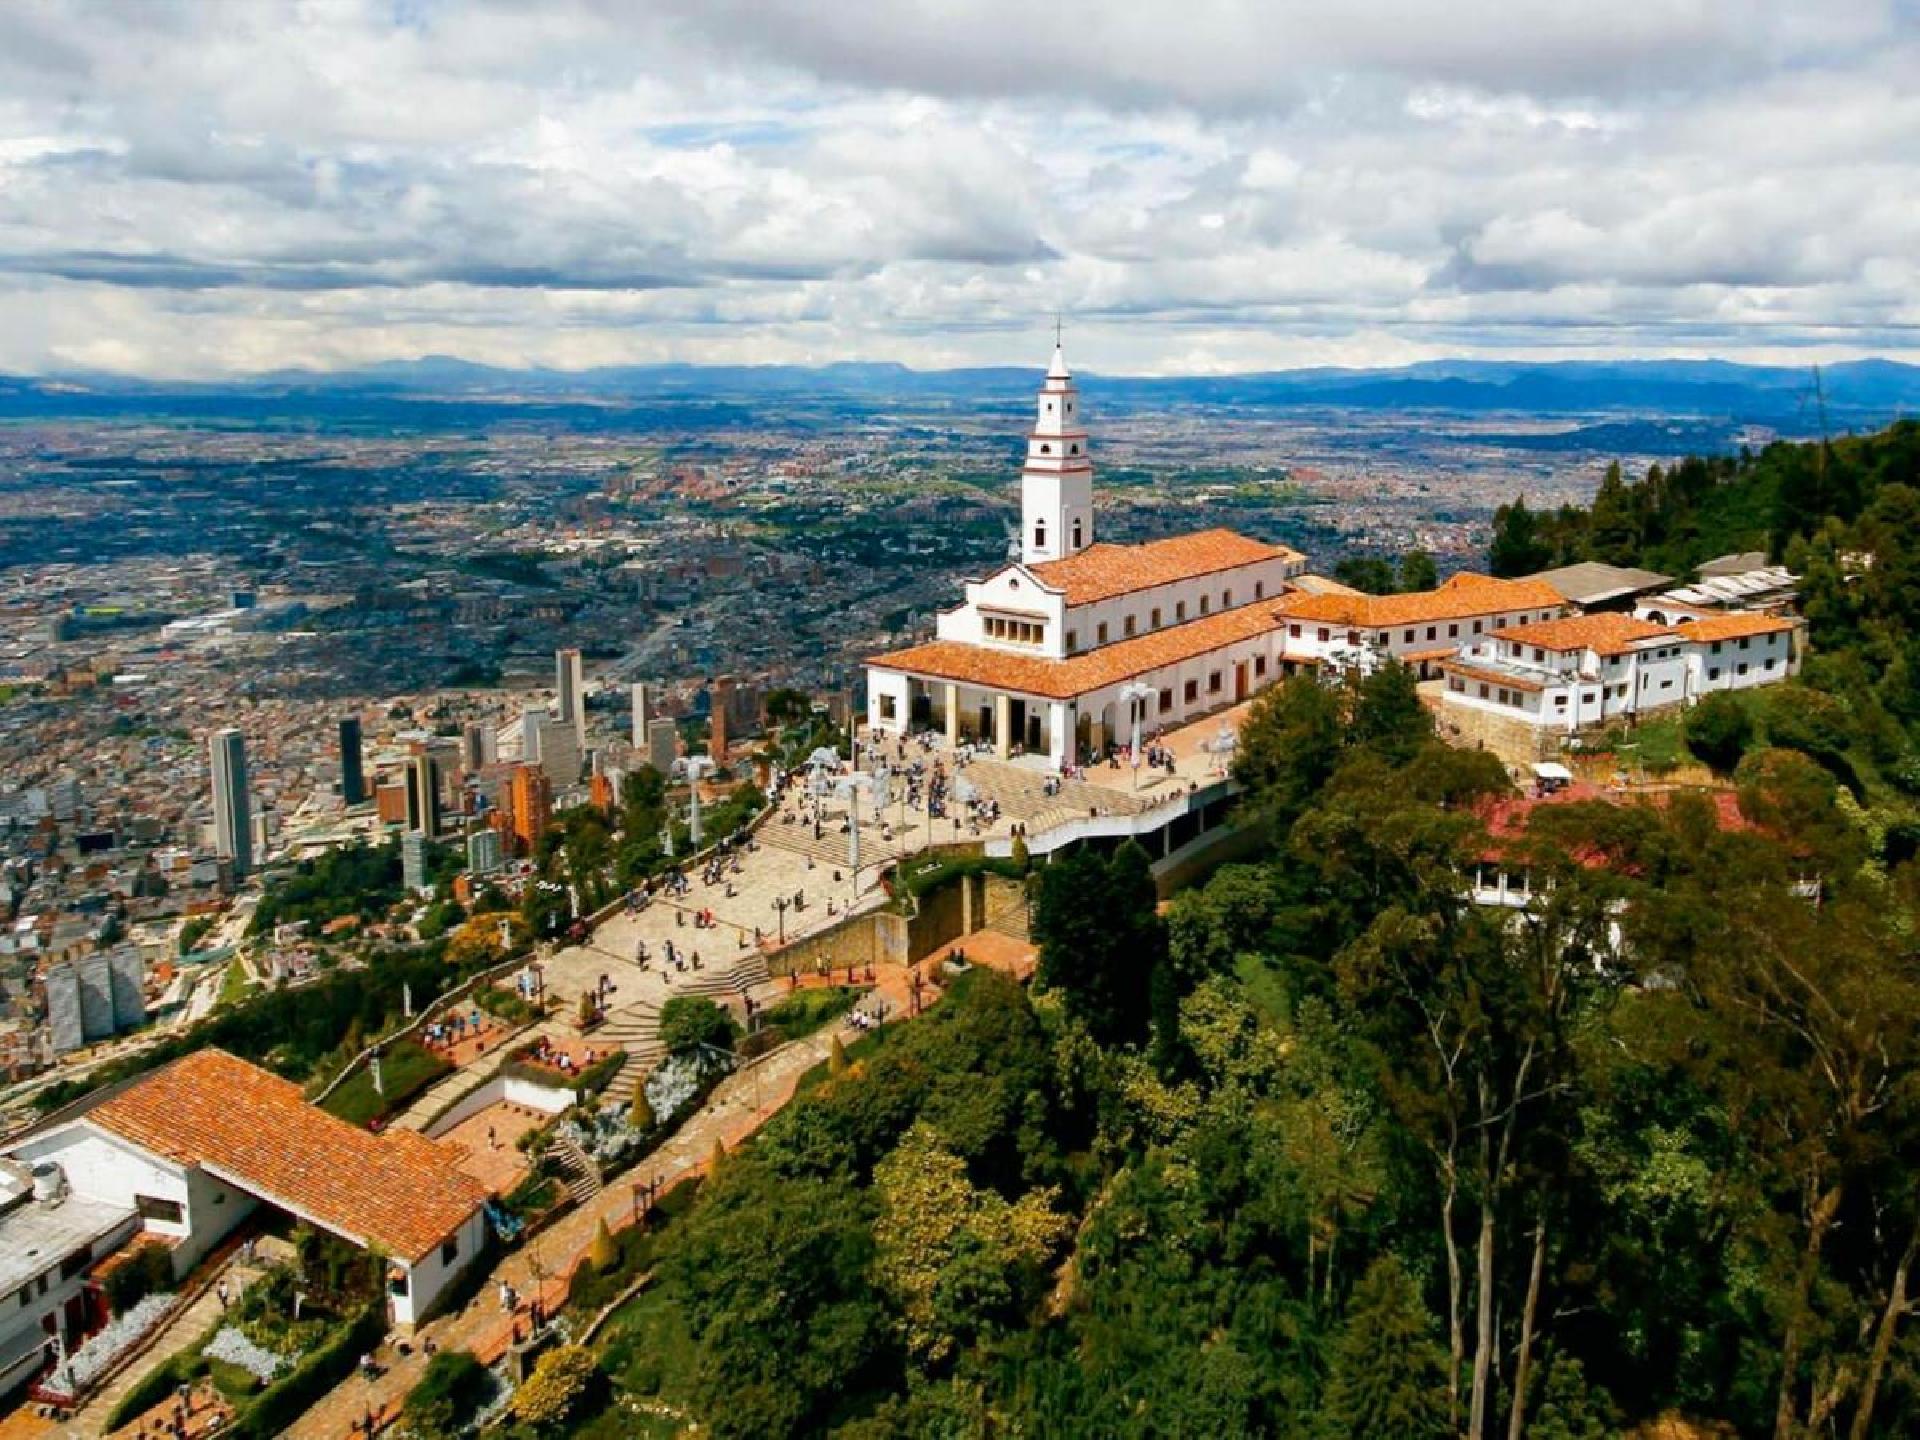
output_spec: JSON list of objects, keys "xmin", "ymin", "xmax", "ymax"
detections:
[
  {"xmin": 210, "ymin": 727, "xmax": 252, "ymax": 876},
  {"xmin": 556, "ymin": 647, "xmax": 586, "ymax": 747},
  {"xmin": 508, "ymin": 764, "xmax": 552, "ymax": 855},
  {"xmin": 339, "ymin": 716, "xmax": 366, "ymax": 806},
  {"xmin": 631, "ymin": 682, "xmax": 648, "ymax": 749},
  {"xmin": 405, "ymin": 752, "xmax": 443, "ymax": 837}
]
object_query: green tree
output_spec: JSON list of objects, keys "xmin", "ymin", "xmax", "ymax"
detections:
[
  {"xmin": 1333, "ymin": 556, "xmax": 1397, "ymax": 594},
  {"xmin": 1317, "ymin": 1254, "xmax": 1449, "ymax": 1440},
  {"xmin": 1351, "ymin": 660, "xmax": 1432, "ymax": 765},
  {"xmin": 1234, "ymin": 676, "xmax": 1344, "ymax": 830},
  {"xmin": 1489, "ymin": 496, "xmax": 1552, "ymax": 577},
  {"xmin": 1398, "ymin": 549, "xmax": 1439, "ymax": 592},
  {"xmin": 1684, "ymin": 692, "xmax": 1755, "ymax": 773},
  {"xmin": 1033, "ymin": 841, "xmax": 1166, "ymax": 1046}
]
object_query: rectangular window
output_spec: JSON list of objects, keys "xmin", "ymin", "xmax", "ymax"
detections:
[
  {"xmin": 878, "ymin": 695, "xmax": 897, "ymax": 721},
  {"xmin": 1208, "ymin": 672, "xmax": 1223, "ymax": 694},
  {"xmin": 1426, "ymin": 626, "xmax": 1437, "ymax": 641},
  {"xmin": 1711, "ymin": 641, "xmax": 1722, "ymax": 654},
  {"xmin": 1065, "ymin": 630, "xmax": 1077, "ymax": 652},
  {"xmin": 1288, "ymin": 623, "xmax": 1300, "ymax": 637},
  {"xmin": 16, "ymin": 1287, "xmax": 27, "ymax": 1309},
  {"xmin": 1450, "ymin": 678, "xmax": 1464, "ymax": 693},
  {"xmin": 1254, "ymin": 655, "xmax": 1267, "ymax": 677},
  {"xmin": 1177, "ymin": 601, "xmax": 1188, "ymax": 621},
  {"xmin": 441, "ymin": 1238, "xmax": 460, "ymax": 1266},
  {"xmin": 1223, "ymin": 590, "xmax": 1233, "ymax": 607},
  {"xmin": 1096, "ymin": 622, "xmax": 1108, "ymax": 645},
  {"xmin": 1494, "ymin": 617, "xmax": 1506, "ymax": 629},
  {"xmin": 1317, "ymin": 627, "xmax": 1330, "ymax": 643},
  {"xmin": 1739, "ymin": 637, "xmax": 1750, "ymax": 650},
  {"xmin": 1199, "ymin": 595, "xmax": 1211, "ymax": 615},
  {"xmin": 1478, "ymin": 684, "xmax": 1489, "ymax": 699},
  {"xmin": 1473, "ymin": 620, "xmax": 1483, "ymax": 633},
  {"xmin": 1533, "ymin": 647, "xmax": 1544, "ymax": 662},
  {"xmin": 1737, "ymin": 663, "xmax": 1749, "ymax": 676},
  {"xmin": 1765, "ymin": 658, "xmax": 1777, "ymax": 670},
  {"xmin": 1555, "ymin": 694, "xmax": 1568, "ymax": 707},
  {"xmin": 136, "ymin": 1195, "xmax": 184, "ymax": 1225},
  {"xmin": 1159, "ymin": 688, "xmax": 1174, "ymax": 714},
  {"xmin": 1184, "ymin": 679, "xmax": 1199, "ymax": 703},
  {"xmin": 1151, "ymin": 608, "xmax": 1162, "ymax": 629},
  {"xmin": 1448, "ymin": 624, "xmax": 1459, "ymax": 638},
  {"xmin": 1404, "ymin": 629, "xmax": 1415, "ymax": 643},
  {"xmin": 1124, "ymin": 615, "xmax": 1137, "ymax": 638},
  {"xmin": 1254, "ymin": 582, "xmax": 1264, "ymax": 600}
]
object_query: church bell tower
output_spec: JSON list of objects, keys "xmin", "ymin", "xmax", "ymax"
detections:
[{"xmin": 1020, "ymin": 333, "xmax": 1094, "ymax": 565}]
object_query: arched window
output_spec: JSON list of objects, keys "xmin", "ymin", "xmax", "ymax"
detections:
[
  {"xmin": 1069, "ymin": 443, "xmax": 1079, "ymax": 455},
  {"xmin": 1039, "ymin": 443, "xmax": 1051, "ymax": 455},
  {"xmin": 1072, "ymin": 518, "xmax": 1083, "ymax": 548},
  {"xmin": 1034, "ymin": 519, "xmax": 1047, "ymax": 549}
]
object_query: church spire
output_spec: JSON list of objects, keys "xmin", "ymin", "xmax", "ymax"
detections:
[{"xmin": 1020, "ymin": 331, "xmax": 1094, "ymax": 565}]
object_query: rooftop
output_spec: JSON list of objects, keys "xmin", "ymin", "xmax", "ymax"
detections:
[
  {"xmin": 1276, "ymin": 572, "xmax": 1567, "ymax": 629},
  {"xmin": 1524, "ymin": 560, "xmax": 1673, "ymax": 606},
  {"xmin": 1675, "ymin": 612, "xmax": 1799, "ymax": 643},
  {"xmin": 84, "ymin": 1048, "xmax": 485, "ymax": 1263},
  {"xmin": 871, "ymin": 601, "xmax": 1283, "ymax": 700},
  {"xmin": 1027, "ymin": 528, "xmax": 1299, "ymax": 606},
  {"xmin": 0, "ymin": 1188, "xmax": 135, "ymax": 1298},
  {"xmin": 1496, "ymin": 613, "xmax": 1675, "ymax": 657}
]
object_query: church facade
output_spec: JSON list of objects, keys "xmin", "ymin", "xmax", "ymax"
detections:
[{"xmin": 865, "ymin": 344, "xmax": 1307, "ymax": 765}]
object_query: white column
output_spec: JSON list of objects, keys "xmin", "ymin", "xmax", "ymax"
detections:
[
  {"xmin": 994, "ymin": 694, "xmax": 1012, "ymax": 760},
  {"xmin": 944, "ymin": 683, "xmax": 960, "ymax": 747},
  {"xmin": 1048, "ymin": 701, "xmax": 1070, "ymax": 767}
]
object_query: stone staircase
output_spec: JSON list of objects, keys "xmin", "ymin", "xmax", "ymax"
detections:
[
  {"xmin": 592, "ymin": 952, "xmax": 772, "ymax": 1106},
  {"xmin": 981, "ymin": 883, "xmax": 1032, "ymax": 942},
  {"xmin": 549, "ymin": 1132, "xmax": 602, "ymax": 1204},
  {"xmin": 759, "ymin": 813, "xmax": 919, "ymax": 869},
  {"xmin": 954, "ymin": 758, "xmax": 1156, "ymax": 838}
]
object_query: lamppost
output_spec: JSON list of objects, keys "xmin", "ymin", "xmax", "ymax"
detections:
[
  {"xmin": 1120, "ymin": 681, "xmax": 1156, "ymax": 790},
  {"xmin": 833, "ymin": 771, "xmax": 884, "ymax": 901},
  {"xmin": 774, "ymin": 895, "xmax": 789, "ymax": 944},
  {"xmin": 683, "ymin": 756, "xmax": 715, "ymax": 849}
]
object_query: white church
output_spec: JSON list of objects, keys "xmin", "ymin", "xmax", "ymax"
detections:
[{"xmin": 865, "ymin": 342, "xmax": 1308, "ymax": 765}]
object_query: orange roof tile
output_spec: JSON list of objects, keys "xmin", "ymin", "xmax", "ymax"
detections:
[
  {"xmin": 1440, "ymin": 660, "xmax": 1548, "ymax": 693},
  {"xmin": 1027, "ymin": 529, "xmax": 1298, "ymax": 605},
  {"xmin": 1498, "ymin": 614, "xmax": 1674, "ymax": 657},
  {"xmin": 87, "ymin": 1049, "xmax": 485, "ymax": 1263},
  {"xmin": 870, "ymin": 602, "xmax": 1282, "ymax": 700},
  {"xmin": 1675, "ymin": 613, "xmax": 1798, "ymax": 643},
  {"xmin": 1275, "ymin": 573, "xmax": 1567, "ymax": 628}
]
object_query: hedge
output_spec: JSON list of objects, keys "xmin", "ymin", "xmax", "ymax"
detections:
[{"xmin": 227, "ymin": 1300, "xmax": 387, "ymax": 1440}]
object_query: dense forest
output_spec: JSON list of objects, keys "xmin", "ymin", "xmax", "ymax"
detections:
[{"xmin": 547, "ymin": 425, "xmax": 1920, "ymax": 1438}]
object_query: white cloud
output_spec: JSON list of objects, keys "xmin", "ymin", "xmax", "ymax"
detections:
[{"xmin": 0, "ymin": 0, "xmax": 1913, "ymax": 375}]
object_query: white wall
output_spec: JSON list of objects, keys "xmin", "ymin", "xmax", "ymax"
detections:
[
  {"xmin": 866, "ymin": 669, "xmax": 912, "ymax": 738},
  {"xmin": 392, "ymin": 1207, "xmax": 487, "ymax": 1328},
  {"xmin": 1691, "ymin": 629, "xmax": 1795, "ymax": 692},
  {"xmin": 1060, "ymin": 555, "xmax": 1299, "ymax": 655},
  {"xmin": 1279, "ymin": 603, "xmax": 1566, "ymax": 668}
]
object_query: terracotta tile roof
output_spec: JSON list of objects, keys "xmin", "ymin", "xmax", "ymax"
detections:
[
  {"xmin": 1275, "ymin": 573, "xmax": 1567, "ymax": 629},
  {"xmin": 1440, "ymin": 660, "xmax": 1548, "ymax": 693},
  {"xmin": 86, "ymin": 1049, "xmax": 485, "ymax": 1263},
  {"xmin": 1478, "ymin": 784, "xmax": 1753, "ymax": 865},
  {"xmin": 1027, "ymin": 528, "xmax": 1299, "ymax": 605},
  {"xmin": 1497, "ymin": 614, "xmax": 1674, "ymax": 657},
  {"xmin": 1675, "ymin": 612, "xmax": 1798, "ymax": 643},
  {"xmin": 870, "ymin": 602, "xmax": 1282, "ymax": 700}
]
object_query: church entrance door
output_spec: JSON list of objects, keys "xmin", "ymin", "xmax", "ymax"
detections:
[{"xmin": 1235, "ymin": 662, "xmax": 1248, "ymax": 702}]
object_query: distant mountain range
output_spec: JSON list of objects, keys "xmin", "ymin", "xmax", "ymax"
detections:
[{"xmin": 3, "ymin": 356, "xmax": 1916, "ymax": 428}]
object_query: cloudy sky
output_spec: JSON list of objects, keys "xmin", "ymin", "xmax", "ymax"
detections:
[{"xmin": 1, "ymin": 0, "xmax": 1917, "ymax": 377}]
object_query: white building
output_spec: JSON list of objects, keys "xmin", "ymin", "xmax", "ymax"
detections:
[
  {"xmin": 1273, "ymin": 573, "xmax": 1572, "ymax": 677},
  {"xmin": 1438, "ymin": 611, "xmax": 1801, "ymax": 735},
  {"xmin": 866, "ymin": 343, "xmax": 1307, "ymax": 765},
  {"xmin": 4, "ymin": 1050, "xmax": 488, "ymax": 1346}
]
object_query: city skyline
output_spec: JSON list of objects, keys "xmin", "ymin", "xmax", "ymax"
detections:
[{"xmin": 0, "ymin": 2, "xmax": 1916, "ymax": 379}]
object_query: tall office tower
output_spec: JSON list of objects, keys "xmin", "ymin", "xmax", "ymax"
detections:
[
  {"xmin": 509, "ymin": 764, "xmax": 553, "ymax": 854},
  {"xmin": 210, "ymin": 727, "xmax": 252, "ymax": 877},
  {"xmin": 402, "ymin": 831, "xmax": 429, "ymax": 892},
  {"xmin": 648, "ymin": 717, "xmax": 678, "ymax": 776},
  {"xmin": 339, "ymin": 716, "xmax": 366, "ymax": 806},
  {"xmin": 466, "ymin": 827, "xmax": 504, "ymax": 878},
  {"xmin": 539, "ymin": 723, "xmax": 582, "ymax": 787},
  {"xmin": 631, "ymin": 683, "xmax": 648, "ymax": 749},
  {"xmin": 405, "ymin": 752, "xmax": 443, "ymax": 836},
  {"xmin": 461, "ymin": 721, "xmax": 489, "ymax": 772},
  {"xmin": 517, "ymin": 709, "xmax": 546, "ymax": 765},
  {"xmin": 106, "ymin": 947, "xmax": 146, "ymax": 1031},
  {"xmin": 556, "ymin": 647, "xmax": 586, "ymax": 746},
  {"xmin": 43, "ymin": 960, "xmax": 83, "ymax": 1054}
]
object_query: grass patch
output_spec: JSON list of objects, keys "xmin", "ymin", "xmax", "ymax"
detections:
[
  {"xmin": 217, "ymin": 957, "xmax": 256, "ymax": 1009},
  {"xmin": 316, "ymin": 1037, "xmax": 451, "ymax": 1128},
  {"xmin": 1233, "ymin": 954, "xmax": 1295, "ymax": 1028},
  {"xmin": 472, "ymin": 983, "xmax": 539, "ymax": 1025},
  {"xmin": 761, "ymin": 986, "xmax": 859, "ymax": 1044},
  {"xmin": 598, "ymin": 1284, "xmax": 702, "ymax": 1412},
  {"xmin": 1588, "ymin": 715, "xmax": 1688, "ymax": 774}
]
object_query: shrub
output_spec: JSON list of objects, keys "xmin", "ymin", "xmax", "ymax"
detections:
[
  {"xmin": 590, "ymin": 1220, "xmax": 618, "ymax": 1275},
  {"xmin": 509, "ymin": 1344, "xmax": 600, "ymax": 1430},
  {"xmin": 103, "ymin": 1240, "xmax": 176, "ymax": 1314},
  {"xmin": 228, "ymin": 1301, "xmax": 386, "ymax": 1440},
  {"xmin": 658, "ymin": 996, "xmax": 733, "ymax": 1056},
  {"xmin": 404, "ymin": 1349, "xmax": 489, "ymax": 1440}
]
